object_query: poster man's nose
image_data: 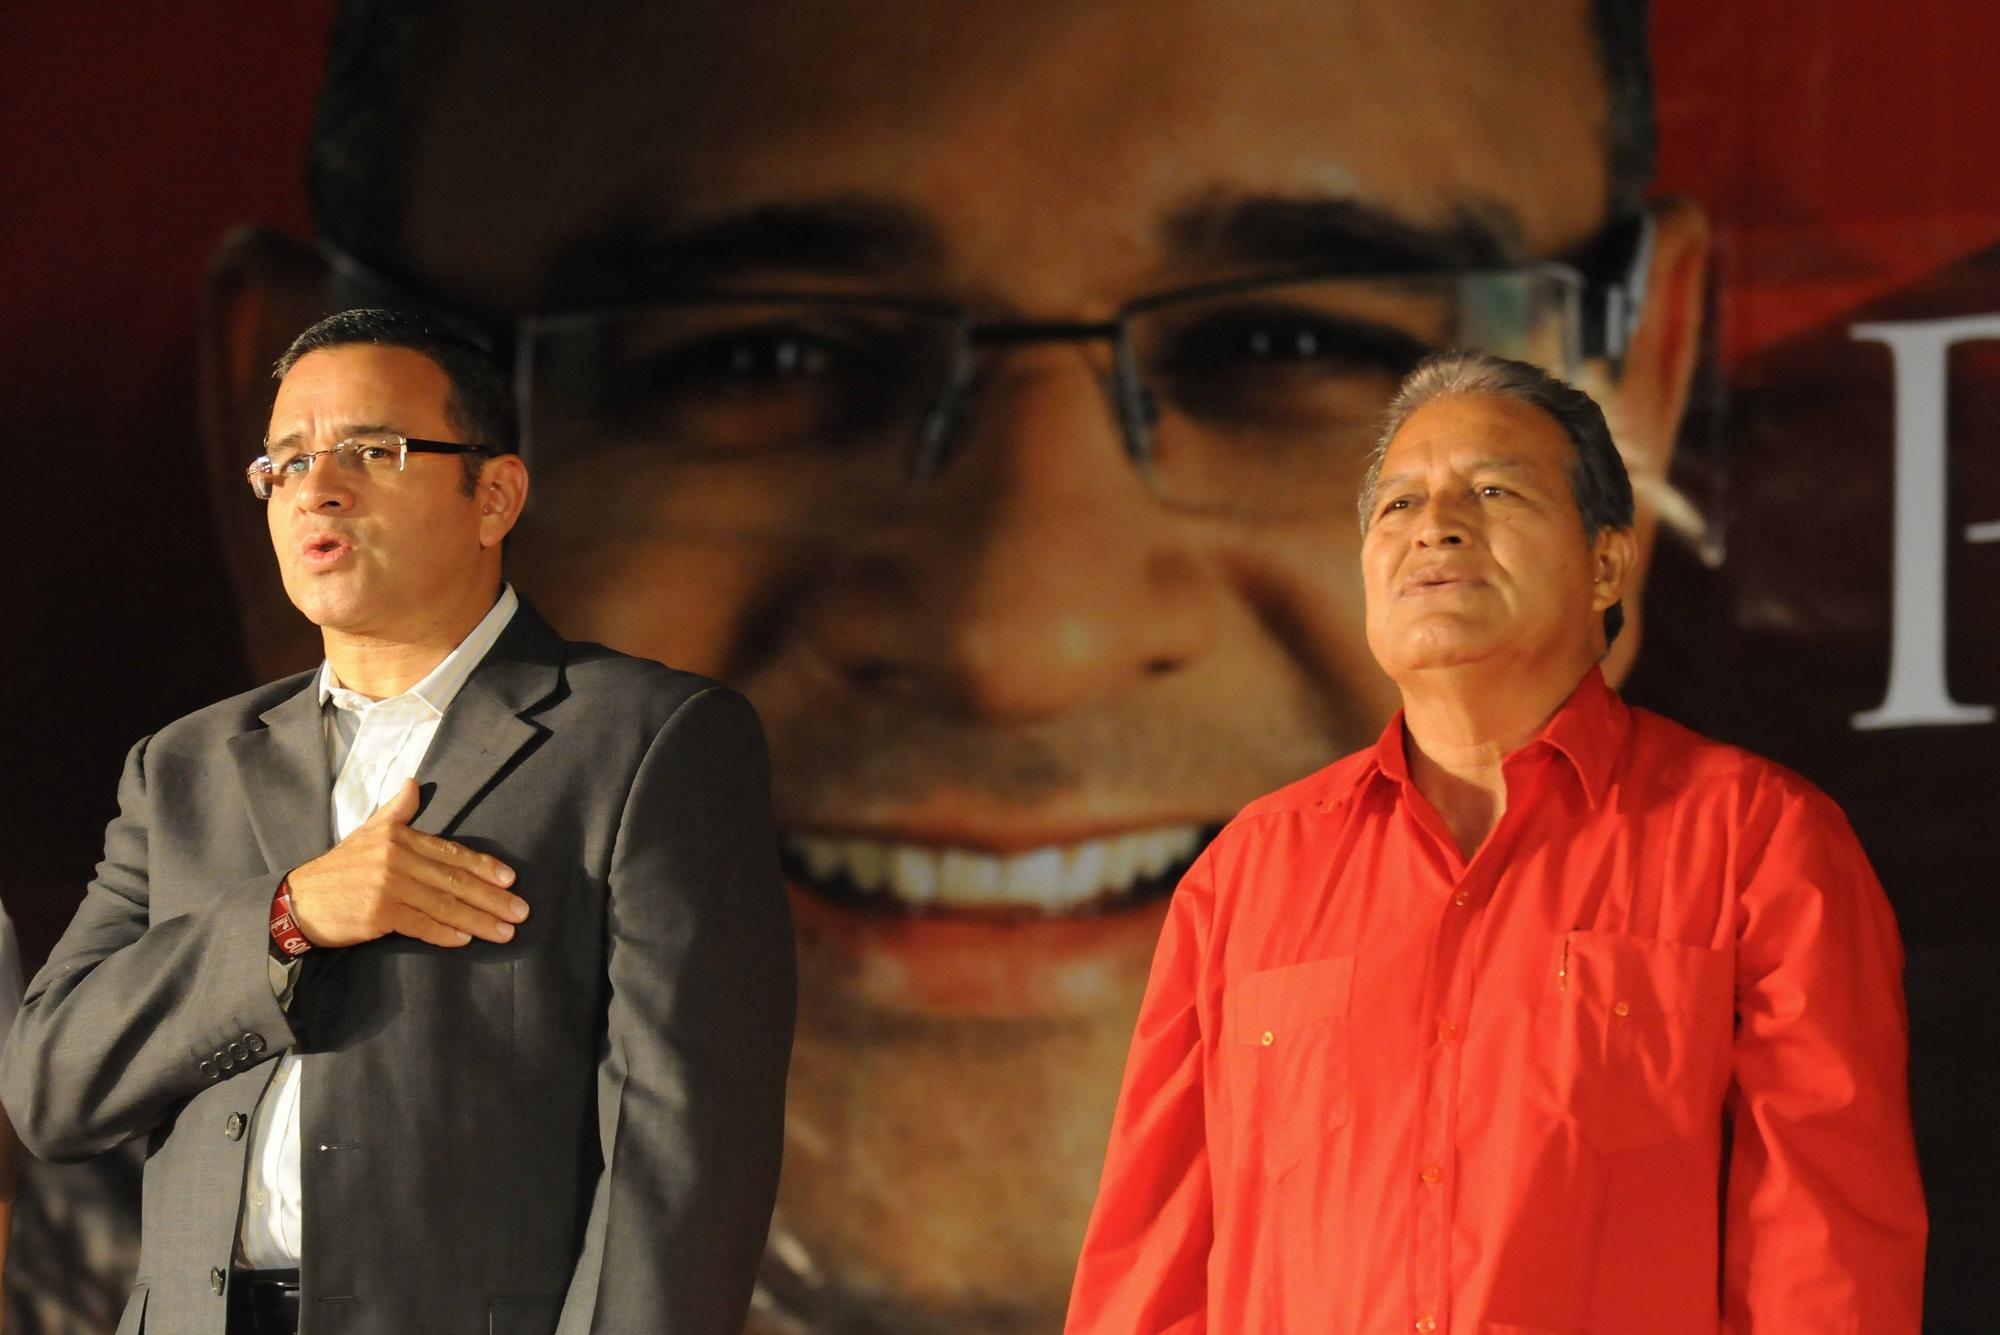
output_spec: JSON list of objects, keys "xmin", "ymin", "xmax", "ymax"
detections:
[{"xmin": 802, "ymin": 351, "xmax": 1223, "ymax": 721}]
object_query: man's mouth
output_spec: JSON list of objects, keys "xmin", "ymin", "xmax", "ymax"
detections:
[
  {"xmin": 299, "ymin": 533, "xmax": 353, "ymax": 571},
  {"xmin": 781, "ymin": 823, "xmax": 1218, "ymax": 914},
  {"xmin": 1404, "ymin": 566, "xmax": 1483, "ymax": 594}
]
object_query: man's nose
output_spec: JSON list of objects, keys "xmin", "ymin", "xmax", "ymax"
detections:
[
  {"xmin": 799, "ymin": 348, "xmax": 1222, "ymax": 722},
  {"xmin": 292, "ymin": 450, "xmax": 354, "ymax": 510},
  {"xmin": 1413, "ymin": 490, "xmax": 1471, "ymax": 547}
]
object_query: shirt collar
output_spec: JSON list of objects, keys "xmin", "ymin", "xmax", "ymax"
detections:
[
  {"xmin": 1327, "ymin": 664, "xmax": 1626, "ymax": 811},
  {"xmin": 316, "ymin": 584, "xmax": 521, "ymax": 715},
  {"xmin": 1532, "ymin": 665, "xmax": 1625, "ymax": 808}
]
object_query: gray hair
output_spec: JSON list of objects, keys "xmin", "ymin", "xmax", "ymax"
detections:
[{"xmin": 1357, "ymin": 350, "xmax": 1636, "ymax": 646}]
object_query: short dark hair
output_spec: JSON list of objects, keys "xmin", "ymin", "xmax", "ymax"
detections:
[
  {"xmin": 306, "ymin": 1, "xmax": 1660, "ymax": 266},
  {"xmin": 1359, "ymin": 350, "xmax": 1636, "ymax": 647},
  {"xmin": 273, "ymin": 308, "xmax": 519, "ymax": 489}
]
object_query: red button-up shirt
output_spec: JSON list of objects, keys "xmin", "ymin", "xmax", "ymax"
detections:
[{"xmin": 1066, "ymin": 669, "xmax": 1925, "ymax": 1334}]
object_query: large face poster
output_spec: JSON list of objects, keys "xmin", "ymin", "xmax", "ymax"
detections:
[{"xmin": 3, "ymin": 2, "xmax": 1995, "ymax": 1331}]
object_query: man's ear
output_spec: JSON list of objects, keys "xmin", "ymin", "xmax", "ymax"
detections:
[
  {"xmin": 1591, "ymin": 525, "xmax": 1639, "ymax": 613},
  {"xmin": 1586, "ymin": 193, "xmax": 1711, "ymax": 685},
  {"xmin": 198, "ymin": 226, "xmax": 333, "ymax": 681},
  {"xmin": 476, "ymin": 452, "xmax": 530, "ymax": 549}
]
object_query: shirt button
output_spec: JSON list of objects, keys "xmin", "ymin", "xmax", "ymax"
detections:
[
  {"xmin": 253, "ymin": 1189, "xmax": 268, "ymax": 1206},
  {"xmin": 1419, "ymin": 1164, "xmax": 1442, "ymax": 1184},
  {"xmin": 1613, "ymin": 1001, "xmax": 1632, "ymax": 1017},
  {"xmin": 1261, "ymin": 1030, "xmax": 1275, "ymax": 1046},
  {"xmin": 1416, "ymin": 1318, "xmax": 1437, "ymax": 1333},
  {"xmin": 1451, "ymin": 892, "xmax": 1471, "ymax": 907},
  {"xmin": 225, "ymin": 1112, "xmax": 246, "ymax": 1141},
  {"xmin": 210, "ymin": 1266, "xmax": 226, "ymax": 1295},
  {"xmin": 1437, "ymin": 1020, "xmax": 1461, "ymax": 1042}
]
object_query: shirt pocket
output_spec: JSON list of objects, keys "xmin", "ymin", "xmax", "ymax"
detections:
[
  {"xmin": 1543, "ymin": 930, "xmax": 1733, "ymax": 1155},
  {"xmin": 1220, "ymin": 955, "xmax": 1355, "ymax": 1181}
]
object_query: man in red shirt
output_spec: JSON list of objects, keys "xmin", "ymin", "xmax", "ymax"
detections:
[{"xmin": 1065, "ymin": 351, "xmax": 1927, "ymax": 1333}]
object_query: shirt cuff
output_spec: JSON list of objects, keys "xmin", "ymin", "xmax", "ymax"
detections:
[
  {"xmin": 267, "ymin": 877, "xmax": 310, "ymax": 1011},
  {"xmin": 266, "ymin": 953, "xmax": 301, "ymax": 1011}
]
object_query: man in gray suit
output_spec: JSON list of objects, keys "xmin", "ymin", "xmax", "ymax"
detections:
[{"xmin": 0, "ymin": 309, "xmax": 795, "ymax": 1334}]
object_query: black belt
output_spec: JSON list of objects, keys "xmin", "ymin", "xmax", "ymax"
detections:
[{"xmin": 228, "ymin": 1268, "xmax": 301, "ymax": 1335}]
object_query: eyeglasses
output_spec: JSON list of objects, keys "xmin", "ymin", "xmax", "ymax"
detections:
[
  {"xmin": 320, "ymin": 214, "xmax": 1657, "ymax": 533},
  {"xmin": 246, "ymin": 431, "xmax": 494, "ymax": 501}
]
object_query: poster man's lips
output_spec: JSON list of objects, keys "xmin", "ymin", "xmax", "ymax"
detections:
[{"xmin": 782, "ymin": 824, "xmax": 1213, "ymax": 913}]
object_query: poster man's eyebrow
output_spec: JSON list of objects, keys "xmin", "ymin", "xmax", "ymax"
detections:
[
  {"xmin": 542, "ymin": 200, "xmax": 946, "ymax": 304},
  {"xmin": 1161, "ymin": 193, "xmax": 1527, "ymax": 273},
  {"xmin": 536, "ymin": 194, "xmax": 1526, "ymax": 306}
]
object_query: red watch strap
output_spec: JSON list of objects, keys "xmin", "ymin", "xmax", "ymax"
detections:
[{"xmin": 270, "ymin": 878, "xmax": 312, "ymax": 959}]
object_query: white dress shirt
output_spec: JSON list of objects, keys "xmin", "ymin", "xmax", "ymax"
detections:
[{"xmin": 237, "ymin": 586, "xmax": 519, "ymax": 1269}]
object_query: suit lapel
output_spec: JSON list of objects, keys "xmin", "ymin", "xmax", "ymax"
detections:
[
  {"xmin": 410, "ymin": 602, "xmax": 565, "ymax": 838},
  {"xmin": 229, "ymin": 676, "xmax": 336, "ymax": 875}
]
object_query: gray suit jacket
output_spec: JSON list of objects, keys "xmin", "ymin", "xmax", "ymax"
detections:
[{"xmin": 0, "ymin": 604, "xmax": 794, "ymax": 1334}]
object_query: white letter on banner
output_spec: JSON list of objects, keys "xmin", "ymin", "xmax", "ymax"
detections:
[{"xmin": 1848, "ymin": 315, "xmax": 2000, "ymax": 729}]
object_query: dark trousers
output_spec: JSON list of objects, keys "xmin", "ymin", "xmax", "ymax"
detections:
[{"xmin": 226, "ymin": 1270, "xmax": 301, "ymax": 1335}]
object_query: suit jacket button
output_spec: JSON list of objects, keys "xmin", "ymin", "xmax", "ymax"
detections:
[
  {"xmin": 210, "ymin": 1266, "xmax": 226, "ymax": 1295},
  {"xmin": 244, "ymin": 1032, "xmax": 267, "ymax": 1054},
  {"xmin": 216, "ymin": 1052, "xmax": 236, "ymax": 1073},
  {"xmin": 225, "ymin": 1112, "xmax": 246, "ymax": 1141},
  {"xmin": 228, "ymin": 1040, "xmax": 249, "ymax": 1062},
  {"xmin": 199, "ymin": 1060, "xmax": 218, "ymax": 1080}
]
